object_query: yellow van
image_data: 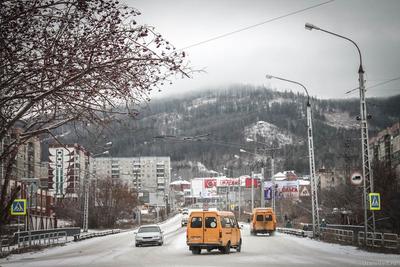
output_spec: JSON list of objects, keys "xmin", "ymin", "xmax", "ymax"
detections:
[
  {"xmin": 186, "ymin": 210, "xmax": 242, "ymax": 254},
  {"xmin": 250, "ymin": 208, "xmax": 276, "ymax": 235}
]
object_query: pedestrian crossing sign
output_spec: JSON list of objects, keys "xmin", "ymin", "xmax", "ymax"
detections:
[
  {"xmin": 369, "ymin": 193, "xmax": 381, "ymax": 211},
  {"xmin": 11, "ymin": 199, "xmax": 26, "ymax": 215}
]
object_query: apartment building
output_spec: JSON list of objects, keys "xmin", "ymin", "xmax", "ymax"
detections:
[{"xmin": 92, "ymin": 156, "xmax": 171, "ymax": 205}]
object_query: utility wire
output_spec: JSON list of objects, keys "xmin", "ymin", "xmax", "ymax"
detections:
[
  {"xmin": 180, "ymin": 0, "xmax": 335, "ymax": 50},
  {"xmin": 345, "ymin": 75, "xmax": 400, "ymax": 95}
]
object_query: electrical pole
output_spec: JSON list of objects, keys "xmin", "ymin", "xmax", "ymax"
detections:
[
  {"xmin": 251, "ymin": 171, "xmax": 254, "ymax": 211},
  {"xmin": 238, "ymin": 177, "xmax": 241, "ymax": 221},
  {"xmin": 304, "ymin": 22, "xmax": 375, "ymax": 242},
  {"xmin": 265, "ymin": 74, "xmax": 320, "ymax": 237},
  {"xmin": 260, "ymin": 167, "xmax": 265, "ymax": 208},
  {"xmin": 307, "ymin": 101, "xmax": 320, "ymax": 237},
  {"xmin": 83, "ymin": 175, "xmax": 89, "ymax": 232},
  {"xmin": 271, "ymin": 156, "xmax": 275, "ymax": 212}
]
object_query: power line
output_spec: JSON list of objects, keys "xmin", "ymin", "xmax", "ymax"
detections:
[
  {"xmin": 180, "ymin": 0, "xmax": 335, "ymax": 50},
  {"xmin": 345, "ymin": 75, "xmax": 400, "ymax": 95}
]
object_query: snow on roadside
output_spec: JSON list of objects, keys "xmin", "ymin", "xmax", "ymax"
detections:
[
  {"xmin": 1, "ymin": 214, "xmax": 183, "ymax": 262},
  {"xmin": 279, "ymin": 232, "xmax": 400, "ymax": 265}
]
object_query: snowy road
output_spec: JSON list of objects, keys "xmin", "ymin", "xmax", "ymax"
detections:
[{"xmin": 1, "ymin": 214, "xmax": 400, "ymax": 267}]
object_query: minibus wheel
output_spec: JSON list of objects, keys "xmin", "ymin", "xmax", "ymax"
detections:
[
  {"xmin": 236, "ymin": 239, "xmax": 242, "ymax": 252},
  {"xmin": 223, "ymin": 241, "xmax": 231, "ymax": 254}
]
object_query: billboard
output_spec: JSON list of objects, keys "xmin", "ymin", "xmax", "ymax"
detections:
[
  {"xmin": 245, "ymin": 178, "xmax": 260, "ymax": 188},
  {"xmin": 192, "ymin": 178, "xmax": 218, "ymax": 198},
  {"xmin": 217, "ymin": 178, "xmax": 239, "ymax": 187},
  {"xmin": 264, "ymin": 180, "xmax": 299, "ymax": 200}
]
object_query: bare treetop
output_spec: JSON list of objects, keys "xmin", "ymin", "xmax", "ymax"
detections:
[{"xmin": 0, "ymin": 0, "xmax": 189, "ymax": 141}]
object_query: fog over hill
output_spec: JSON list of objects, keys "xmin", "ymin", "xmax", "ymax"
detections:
[{"xmin": 62, "ymin": 85, "xmax": 400, "ymax": 179}]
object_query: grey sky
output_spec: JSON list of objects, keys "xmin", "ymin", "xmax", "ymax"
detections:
[{"xmin": 125, "ymin": 0, "xmax": 400, "ymax": 99}]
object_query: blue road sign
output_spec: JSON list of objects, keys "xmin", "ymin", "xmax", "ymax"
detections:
[
  {"xmin": 369, "ymin": 193, "xmax": 381, "ymax": 211},
  {"xmin": 11, "ymin": 199, "xmax": 26, "ymax": 215}
]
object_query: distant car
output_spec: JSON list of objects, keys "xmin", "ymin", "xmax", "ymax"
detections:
[
  {"xmin": 182, "ymin": 208, "xmax": 189, "ymax": 215},
  {"xmin": 135, "ymin": 225, "xmax": 164, "ymax": 247}
]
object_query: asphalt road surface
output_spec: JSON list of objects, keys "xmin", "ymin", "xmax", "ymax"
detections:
[{"xmin": 1, "ymin": 215, "xmax": 399, "ymax": 267}]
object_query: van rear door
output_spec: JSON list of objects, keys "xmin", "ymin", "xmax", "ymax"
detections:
[
  {"xmin": 203, "ymin": 212, "xmax": 219, "ymax": 244},
  {"xmin": 254, "ymin": 213, "xmax": 265, "ymax": 230},
  {"xmin": 188, "ymin": 212, "xmax": 204, "ymax": 243}
]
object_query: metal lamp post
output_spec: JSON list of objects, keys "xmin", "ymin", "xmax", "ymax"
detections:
[
  {"xmin": 305, "ymin": 22, "xmax": 375, "ymax": 241},
  {"xmin": 266, "ymin": 74, "xmax": 320, "ymax": 237}
]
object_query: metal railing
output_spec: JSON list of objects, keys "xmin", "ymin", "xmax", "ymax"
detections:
[
  {"xmin": 277, "ymin": 227, "xmax": 313, "ymax": 238},
  {"xmin": 278, "ymin": 225, "xmax": 399, "ymax": 253},
  {"xmin": 358, "ymin": 231, "xmax": 399, "ymax": 250},
  {"xmin": 320, "ymin": 227, "xmax": 354, "ymax": 244},
  {"xmin": 17, "ymin": 231, "xmax": 68, "ymax": 248},
  {"xmin": 75, "ymin": 229, "xmax": 121, "ymax": 241}
]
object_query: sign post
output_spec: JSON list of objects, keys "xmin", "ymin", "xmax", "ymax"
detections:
[{"xmin": 11, "ymin": 199, "xmax": 26, "ymax": 247}]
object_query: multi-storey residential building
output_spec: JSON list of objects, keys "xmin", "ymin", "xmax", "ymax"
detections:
[
  {"xmin": 48, "ymin": 143, "xmax": 91, "ymax": 199},
  {"xmin": 370, "ymin": 122, "xmax": 400, "ymax": 177},
  {"xmin": 92, "ymin": 156, "xmax": 171, "ymax": 206},
  {"xmin": 0, "ymin": 128, "xmax": 41, "ymax": 191}
]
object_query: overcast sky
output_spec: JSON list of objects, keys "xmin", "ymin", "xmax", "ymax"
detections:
[{"xmin": 125, "ymin": 0, "xmax": 400, "ymax": 100}]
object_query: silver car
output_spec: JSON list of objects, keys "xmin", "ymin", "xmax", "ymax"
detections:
[{"xmin": 135, "ymin": 225, "xmax": 164, "ymax": 247}]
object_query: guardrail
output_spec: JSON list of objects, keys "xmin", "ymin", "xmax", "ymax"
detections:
[
  {"xmin": 277, "ymin": 227, "xmax": 313, "ymax": 238},
  {"xmin": 75, "ymin": 229, "xmax": 121, "ymax": 241},
  {"xmin": 1, "ymin": 231, "xmax": 68, "ymax": 257},
  {"xmin": 12, "ymin": 227, "xmax": 81, "ymax": 244},
  {"xmin": 18, "ymin": 231, "xmax": 68, "ymax": 248},
  {"xmin": 1, "ymin": 228, "xmax": 122, "ymax": 257}
]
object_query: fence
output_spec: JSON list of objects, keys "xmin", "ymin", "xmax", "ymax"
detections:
[
  {"xmin": 277, "ymin": 227, "xmax": 313, "ymax": 238},
  {"xmin": 75, "ymin": 229, "xmax": 121, "ymax": 241},
  {"xmin": 17, "ymin": 231, "xmax": 68, "ymax": 248},
  {"xmin": 1, "ymin": 231, "xmax": 68, "ymax": 257},
  {"xmin": 1, "ymin": 228, "xmax": 121, "ymax": 257},
  {"xmin": 278, "ymin": 226, "xmax": 399, "ymax": 253},
  {"xmin": 358, "ymin": 231, "xmax": 399, "ymax": 251},
  {"xmin": 320, "ymin": 227, "xmax": 354, "ymax": 244}
]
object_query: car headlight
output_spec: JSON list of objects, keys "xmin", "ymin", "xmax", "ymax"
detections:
[{"xmin": 135, "ymin": 236, "xmax": 142, "ymax": 240}]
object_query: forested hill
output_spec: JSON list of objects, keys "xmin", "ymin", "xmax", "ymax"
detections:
[{"xmin": 69, "ymin": 85, "xmax": 400, "ymax": 178}]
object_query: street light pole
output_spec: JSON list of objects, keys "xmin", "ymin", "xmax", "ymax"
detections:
[
  {"xmin": 265, "ymin": 74, "xmax": 320, "ymax": 237},
  {"xmin": 271, "ymin": 156, "xmax": 275, "ymax": 212},
  {"xmin": 251, "ymin": 171, "xmax": 254, "ymax": 212},
  {"xmin": 305, "ymin": 23, "xmax": 375, "ymax": 241}
]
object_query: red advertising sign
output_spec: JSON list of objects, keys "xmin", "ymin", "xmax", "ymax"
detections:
[
  {"xmin": 245, "ymin": 178, "xmax": 260, "ymax": 188},
  {"xmin": 217, "ymin": 178, "xmax": 239, "ymax": 187},
  {"xmin": 204, "ymin": 178, "xmax": 217, "ymax": 188}
]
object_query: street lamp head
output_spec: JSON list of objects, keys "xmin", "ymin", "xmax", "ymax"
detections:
[
  {"xmin": 305, "ymin": 22, "xmax": 319, "ymax": 31},
  {"xmin": 245, "ymin": 138, "xmax": 254, "ymax": 142},
  {"xmin": 239, "ymin": 149, "xmax": 247, "ymax": 153},
  {"xmin": 234, "ymin": 155, "xmax": 240, "ymax": 159},
  {"xmin": 265, "ymin": 74, "xmax": 273, "ymax": 79},
  {"xmin": 105, "ymin": 141, "xmax": 113, "ymax": 146}
]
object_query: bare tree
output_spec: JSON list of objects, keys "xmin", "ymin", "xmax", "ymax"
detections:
[{"xmin": 0, "ymin": 0, "xmax": 190, "ymax": 230}]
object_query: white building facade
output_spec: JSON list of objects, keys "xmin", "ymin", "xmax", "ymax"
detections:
[
  {"xmin": 48, "ymin": 144, "xmax": 91, "ymax": 199},
  {"xmin": 92, "ymin": 156, "xmax": 171, "ymax": 206}
]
